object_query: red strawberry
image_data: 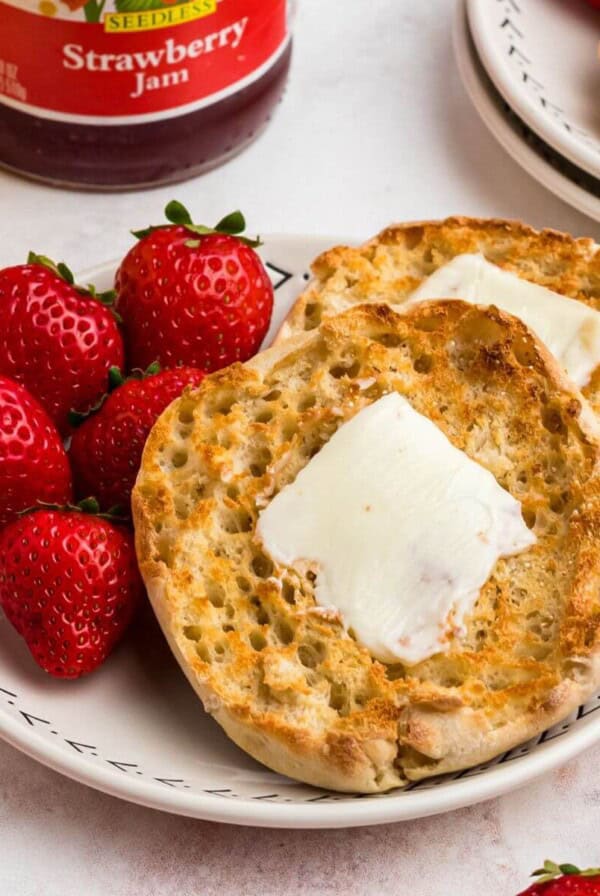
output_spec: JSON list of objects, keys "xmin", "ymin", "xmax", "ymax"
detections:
[
  {"xmin": 0, "ymin": 375, "xmax": 72, "ymax": 529},
  {"xmin": 0, "ymin": 255, "xmax": 125, "ymax": 434},
  {"xmin": 518, "ymin": 862, "xmax": 600, "ymax": 895},
  {"xmin": 69, "ymin": 364, "xmax": 205, "ymax": 512},
  {"xmin": 115, "ymin": 203, "xmax": 273, "ymax": 373},
  {"xmin": 0, "ymin": 504, "xmax": 143, "ymax": 678}
]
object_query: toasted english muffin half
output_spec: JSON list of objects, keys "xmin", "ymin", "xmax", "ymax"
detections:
[
  {"xmin": 277, "ymin": 217, "xmax": 600, "ymax": 411},
  {"xmin": 133, "ymin": 301, "xmax": 600, "ymax": 792}
]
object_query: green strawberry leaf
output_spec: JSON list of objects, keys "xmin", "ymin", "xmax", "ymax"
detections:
[
  {"xmin": 531, "ymin": 861, "xmax": 561, "ymax": 881},
  {"xmin": 165, "ymin": 200, "xmax": 194, "ymax": 226},
  {"xmin": 28, "ymin": 252, "xmax": 75, "ymax": 285},
  {"xmin": 78, "ymin": 496, "xmax": 101, "ymax": 515},
  {"xmin": 17, "ymin": 498, "xmax": 129, "ymax": 523},
  {"xmin": 75, "ymin": 498, "xmax": 129, "ymax": 523},
  {"xmin": 106, "ymin": 504, "xmax": 127, "ymax": 518},
  {"xmin": 559, "ymin": 865, "xmax": 581, "ymax": 876},
  {"xmin": 87, "ymin": 284, "xmax": 119, "ymax": 314},
  {"xmin": 97, "ymin": 288, "xmax": 117, "ymax": 306},
  {"xmin": 215, "ymin": 210, "xmax": 246, "ymax": 235},
  {"xmin": 530, "ymin": 861, "xmax": 600, "ymax": 883},
  {"xmin": 68, "ymin": 396, "xmax": 105, "ymax": 428},
  {"xmin": 239, "ymin": 233, "xmax": 262, "ymax": 249},
  {"xmin": 108, "ymin": 366, "xmax": 126, "ymax": 390},
  {"xmin": 28, "ymin": 252, "xmax": 121, "ymax": 321},
  {"xmin": 131, "ymin": 226, "xmax": 154, "ymax": 239},
  {"xmin": 68, "ymin": 365, "xmax": 129, "ymax": 427},
  {"xmin": 133, "ymin": 202, "xmax": 262, "ymax": 249},
  {"xmin": 57, "ymin": 262, "xmax": 75, "ymax": 285},
  {"xmin": 70, "ymin": 362, "xmax": 163, "ymax": 428}
]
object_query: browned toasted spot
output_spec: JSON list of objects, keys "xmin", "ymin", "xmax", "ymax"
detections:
[
  {"xmin": 278, "ymin": 216, "xmax": 599, "ymax": 412},
  {"xmin": 133, "ymin": 299, "xmax": 600, "ymax": 791}
]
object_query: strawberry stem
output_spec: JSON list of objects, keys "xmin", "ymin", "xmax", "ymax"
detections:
[
  {"xmin": 531, "ymin": 861, "xmax": 600, "ymax": 883},
  {"xmin": 132, "ymin": 202, "xmax": 262, "ymax": 248},
  {"xmin": 28, "ymin": 252, "xmax": 121, "ymax": 321},
  {"xmin": 68, "ymin": 362, "xmax": 162, "ymax": 428},
  {"xmin": 16, "ymin": 498, "xmax": 128, "ymax": 523},
  {"xmin": 28, "ymin": 251, "xmax": 75, "ymax": 285}
]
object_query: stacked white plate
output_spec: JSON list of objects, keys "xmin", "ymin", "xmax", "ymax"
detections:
[{"xmin": 454, "ymin": 0, "xmax": 600, "ymax": 222}]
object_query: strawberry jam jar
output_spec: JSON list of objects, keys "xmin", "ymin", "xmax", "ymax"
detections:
[{"xmin": 0, "ymin": 0, "xmax": 292, "ymax": 189}]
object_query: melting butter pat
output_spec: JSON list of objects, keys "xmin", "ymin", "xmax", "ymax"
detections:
[
  {"xmin": 256, "ymin": 393, "xmax": 535, "ymax": 665},
  {"xmin": 408, "ymin": 253, "xmax": 600, "ymax": 388}
]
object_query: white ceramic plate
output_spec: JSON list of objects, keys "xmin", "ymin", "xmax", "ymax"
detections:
[
  {"xmin": 467, "ymin": 0, "xmax": 600, "ymax": 178},
  {"xmin": 454, "ymin": 0, "xmax": 600, "ymax": 222},
  {"xmin": 2, "ymin": 235, "xmax": 600, "ymax": 829}
]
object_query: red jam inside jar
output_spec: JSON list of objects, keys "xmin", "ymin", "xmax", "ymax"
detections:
[{"xmin": 0, "ymin": 0, "xmax": 292, "ymax": 189}]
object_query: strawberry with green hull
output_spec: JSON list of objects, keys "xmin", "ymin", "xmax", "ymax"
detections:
[
  {"xmin": 0, "ymin": 256, "xmax": 124, "ymax": 435},
  {"xmin": 69, "ymin": 364, "xmax": 205, "ymax": 513},
  {"xmin": 0, "ymin": 375, "xmax": 73, "ymax": 529},
  {"xmin": 518, "ymin": 862, "xmax": 600, "ymax": 895},
  {"xmin": 0, "ymin": 501, "xmax": 143, "ymax": 679},
  {"xmin": 115, "ymin": 202, "xmax": 274, "ymax": 373}
]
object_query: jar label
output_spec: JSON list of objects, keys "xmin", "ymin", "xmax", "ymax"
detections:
[{"xmin": 0, "ymin": 0, "xmax": 288, "ymax": 124}]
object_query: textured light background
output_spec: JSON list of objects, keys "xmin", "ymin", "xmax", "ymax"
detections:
[
  {"xmin": 1, "ymin": 737, "xmax": 600, "ymax": 896},
  {"xmin": 1, "ymin": 1, "xmax": 599, "ymax": 894}
]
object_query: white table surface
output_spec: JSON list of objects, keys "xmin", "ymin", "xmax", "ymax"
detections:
[{"xmin": 1, "ymin": 2, "xmax": 599, "ymax": 894}]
